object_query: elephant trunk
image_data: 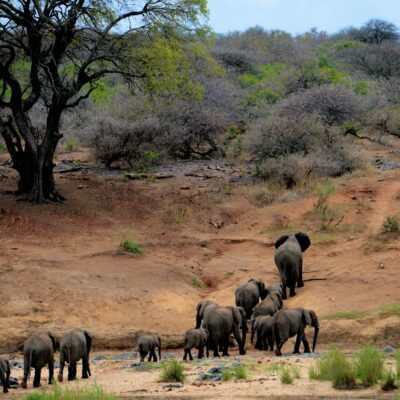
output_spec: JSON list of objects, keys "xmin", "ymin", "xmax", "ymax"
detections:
[{"xmin": 312, "ymin": 327, "xmax": 319, "ymax": 352}]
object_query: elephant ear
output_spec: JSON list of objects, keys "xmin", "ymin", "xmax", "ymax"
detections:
[
  {"xmin": 309, "ymin": 310, "xmax": 319, "ymax": 329},
  {"xmin": 275, "ymin": 235, "xmax": 289, "ymax": 249},
  {"xmin": 302, "ymin": 310, "xmax": 312, "ymax": 326},
  {"xmin": 84, "ymin": 330, "xmax": 92, "ymax": 353},
  {"xmin": 295, "ymin": 232, "xmax": 311, "ymax": 252},
  {"xmin": 48, "ymin": 331, "xmax": 57, "ymax": 352}
]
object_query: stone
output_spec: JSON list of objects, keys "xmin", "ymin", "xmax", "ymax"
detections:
[
  {"xmin": 162, "ymin": 383, "xmax": 183, "ymax": 390},
  {"xmin": 382, "ymin": 346, "xmax": 396, "ymax": 354}
]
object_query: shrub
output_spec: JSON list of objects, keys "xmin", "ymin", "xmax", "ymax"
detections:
[
  {"xmin": 221, "ymin": 369, "xmax": 234, "ymax": 381},
  {"xmin": 309, "ymin": 348, "xmax": 356, "ymax": 389},
  {"xmin": 381, "ymin": 216, "xmax": 400, "ymax": 234},
  {"xmin": 380, "ymin": 368, "xmax": 398, "ymax": 391},
  {"xmin": 234, "ymin": 365, "xmax": 248, "ymax": 380},
  {"xmin": 279, "ymin": 366, "xmax": 294, "ymax": 384},
  {"xmin": 120, "ymin": 239, "xmax": 143, "ymax": 255},
  {"xmin": 22, "ymin": 384, "xmax": 117, "ymax": 400},
  {"xmin": 64, "ymin": 137, "xmax": 80, "ymax": 152},
  {"xmin": 355, "ymin": 345, "xmax": 384, "ymax": 387},
  {"xmin": 159, "ymin": 361, "xmax": 186, "ymax": 383}
]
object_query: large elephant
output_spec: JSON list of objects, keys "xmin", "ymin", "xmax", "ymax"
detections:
[
  {"xmin": 138, "ymin": 335, "xmax": 161, "ymax": 362},
  {"xmin": 251, "ymin": 315, "xmax": 274, "ymax": 351},
  {"xmin": 235, "ymin": 279, "xmax": 267, "ymax": 320},
  {"xmin": 21, "ymin": 331, "xmax": 56, "ymax": 389},
  {"xmin": 203, "ymin": 306, "xmax": 247, "ymax": 357},
  {"xmin": 0, "ymin": 358, "xmax": 10, "ymax": 393},
  {"xmin": 183, "ymin": 328, "xmax": 209, "ymax": 361},
  {"xmin": 265, "ymin": 282, "xmax": 283, "ymax": 297},
  {"xmin": 58, "ymin": 329, "xmax": 92, "ymax": 382},
  {"xmin": 252, "ymin": 292, "xmax": 282, "ymax": 318},
  {"xmin": 195, "ymin": 300, "xmax": 219, "ymax": 329},
  {"xmin": 274, "ymin": 232, "xmax": 311, "ymax": 299},
  {"xmin": 273, "ymin": 308, "xmax": 319, "ymax": 356}
]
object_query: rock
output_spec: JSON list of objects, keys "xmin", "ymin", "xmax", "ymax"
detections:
[
  {"xmin": 382, "ymin": 346, "xmax": 396, "ymax": 354},
  {"xmin": 162, "ymin": 353, "xmax": 176, "ymax": 360},
  {"xmin": 162, "ymin": 383, "xmax": 183, "ymax": 389},
  {"xmin": 10, "ymin": 361, "xmax": 22, "ymax": 369},
  {"xmin": 208, "ymin": 366, "xmax": 228, "ymax": 374},
  {"xmin": 112, "ymin": 352, "xmax": 137, "ymax": 361}
]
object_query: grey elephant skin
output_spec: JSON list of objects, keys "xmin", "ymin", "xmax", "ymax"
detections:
[
  {"xmin": 58, "ymin": 329, "xmax": 92, "ymax": 382},
  {"xmin": 252, "ymin": 292, "xmax": 282, "ymax": 318},
  {"xmin": 195, "ymin": 300, "xmax": 219, "ymax": 329},
  {"xmin": 251, "ymin": 315, "xmax": 274, "ymax": 351},
  {"xmin": 183, "ymin": 328, "xmax": 209, "ymax": 361},
  {"xmin": 0, "ymin": 358, "xmax": 10, "ymax": 393},
  {"xmin": 274, "ymin": 232, "xmax": 311, "ymax": 299},
  {"xmin": 203, "ymin": 306, "xmax": 247, "ymax": 357},
  {"xmin": 21, "ymin": 331, "xmax": 56, "ymax": 389},
  {"xmin": 138, "ymin": 335, "xmax": 161, "ymax": 362},
  {"xmin": 273, "ymin": 308, "xmax": 319, "ymax": 356},
  {"xmin": 235, "ymin": 279, "xmax": 267, "ymax": 320}
]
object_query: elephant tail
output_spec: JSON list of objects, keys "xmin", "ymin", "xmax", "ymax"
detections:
[{"xmin": 23, "ymin": 348, "xmax": 33, "ymax": 385}]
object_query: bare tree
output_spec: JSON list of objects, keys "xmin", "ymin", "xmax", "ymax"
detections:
[
  {"xmin": 0, "ymin": 0, "xmax": 207, "ymax": 202},
  {"xmin": 357, "ymin": 19, "xmax": 399, "ymax": 45}
]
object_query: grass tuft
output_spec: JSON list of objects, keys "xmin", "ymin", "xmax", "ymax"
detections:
[
  {"xmin": 191, "ymin": 276, "xmax": 206, "ymax": 289},
  {"xmin": 120, "ymin": 238, "xmax": 143, "ymax": 254},
  {"xmin": 355, "ymin": 345, "xmax": 383, "ymax": 387},
  {"xmin": 279, "ymin": 366, "xmax": 295, "ymax": 384},
  {"xmin": 159, "ymin": 360, "xmax": 185, "ymax": 383},
  {"xmin": 380, "ymin": 368, "xmax": 398, "ymax": 391},
  {"xmin": 234, "ymin": 365, "xmax": 248, "ymax": 380},
  {"xmin": 22, "ymin": 384, "xmax": 117, "ymax": 399},
  {"xmin": 381, "ymin": 216, "xmax": 400, "ymax": 234},
  {"xmin": 309, "ymin": 347, "xmax": 356, "ymax": 389},
  {"xmin": 395, "ymin": 349, "xmax": 400, "ymax": 378}
]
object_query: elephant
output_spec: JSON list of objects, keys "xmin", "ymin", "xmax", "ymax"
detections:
[
  {"xmin": 202, "ymin": 306, "xmax": 247, "ymax": 357},
  {"xmin": 235, "ymin": 279, "xmax": 267, "ymax": 320},
  {"xmin": 58, "ymin": 329, "xmax": 92, "ymax": 382},
  {"xmin": 274, "ymin": 232, "xmax": 311, "ymax": 299},
  {"xmin": 251, "ymin": 315, "xmax": 274, "ymax": 351},
  {"xmin": 265, "ymin": 282, "xmax": 284, "ymax": 297},
  {"xmin": 0, "ymin": 358, "xmax": 10, "ymax": 393},
  {"xmin": 273, "ymin": 308, "xmax": 319, "ymax": 356},
  {"xmin": 183, "ymin": 328, "xmax": 209, "ymax": 361},
  {"xmin": 138, "ymin": 335, "xmax": 161, "ymax": 362},
  {"xmin": 21, "ymin": 331, "xmax": 56, "ymax": 389},
  {"xmin": 252, "ymin": 292, "xmax": 282, "ymax": 318},
  {"xmin": 195, "ymin": 300, "xmax": 219, "ymax": 329}
]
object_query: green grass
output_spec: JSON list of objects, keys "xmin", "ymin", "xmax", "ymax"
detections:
[
  {"xmin": 321, "ymin": 302, "xmax": 400, "ymax": 320},
  {"xmin": 191, "ymin": 276, "xmax": 206, "ymax": 289},
  {"xmin": 309, "ymin": 348, "xmax": 356, "ymax": 390},
  {"xmin": 279, "ymin": 366, "xmax": 295, "ymax": 384},
  {"xmin": 396, "ymin": 349, "xmax": 400, "ymax": 378},
  {"xmin": 355, "ymin": 346, "xmax": 384, "ymax": 387},
  {"xmin": 64, "ymin": 137, "xmax": 80, "ymax": 152},
  {"xmin": 120, "ymin": 239, "xmax": 143, "ymax": 254},
  {"xmin": 21, "ymin": 384, "xmax": 117, "ymax": 399},
  {"xmin": 159, "ymin": 360, "xmax": 185, "ymax": 383},
  {"xmin": 380, "ymin": 368, "xmax": 398, "ymax": 391},
  {"xmin": 221, "ymin": 369, "xmax": 234, "ymax": 381},
  {"xmin": 234, "ymin": 365, "xmax": 248, "ymax": 380}
]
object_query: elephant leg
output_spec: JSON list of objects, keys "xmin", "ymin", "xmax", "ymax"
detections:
[
  {"xmin": 33, "ymin": 368, "xmax": 42, "ymax": 388},
  {"xmin": 58, "ymin": 352, "xmax": 65, "ymax": 382},
  {"xmin": 183, "ymin": 349, "xmax": 188, "ymax": 361},
  {"xmin": 262, "ymin": 337, "xmax": 268, "ymax": 351},
  {"xmin": 198, "ymin": 346, "xmax": 204, "ymax": 360},
  {"xmin": 206, "ymin": 343, "xmax": 209, "ymax": 358},
  {"xmin": 293, "ymin": 333, "xmax": 302, "ymax": 354},
  {"xmin": 140, "ymin": 351, "xmax": 146, "ymax": 362},
  {"xmin": 255, "ymin": 336, "xmax": 262, "ymax": 350},
  {"xmin": 210, "ymin": 337, "xmax": 219, "ymax": 357},
  {"xmin": 152, "ymin": 349, "xmax": 158, "ymax": 362},
  {"xmin": 268, "ymin": 333, "xmax": 274, "ymax": 352},
  {"xmin": 222, "ymin": 336, "xmax": 230, "ymax": 357},
  {"xmin": 302, "ymin": 333, "xmax": 311, "ymax": 353},
  {"xmin": 188, "ymin": 349, "xmax": 193, "ymax": 361},
  {"xmin": 289, "ymin": 285, "xmax": 296, "ymax": 297},
  {"xmin": 232, "ymin": 325, "xmax": 246, "ymax": 355},
  {"xmin": 147, "ymin": 351, "xmax": 152, "ymax": 362},
  {"xmin": 0, "ymin": 369, "xmax": 8, "ymax": 394},
  {"xmin": 297, "ymin": 261, "xmax": 304, "ymax": 288},
  {"xmin": 48, "ymin": 358, "xmax": 54, "ymax": 385},
  {"xmin": 282, "ymin": 283, "xmax": 287, "ymax": 300},
  {"xmin": 82, "ymin": 354, "xmax": 89, "ymax": 379}
]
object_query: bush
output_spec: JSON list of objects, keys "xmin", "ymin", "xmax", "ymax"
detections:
[
  {"xmin": 380, "ymin": 368, "xmax": 398, "ymax": 391},
  {"xmin": 120, "ymin": 239, "xmax": 143, "ymax": 255},
  {"xmin": 159, "ymin": 361, "xmax": 186, "ymax": 383},
  {"xmin": 279, "ymin": 366, "xmax": 295, "ymax": 384},
  {"xmin": 64, "ymin": 137, "xmax": 80, "ymax": 152},
  {"xmin": 355, "ymin": 345, "xmax": 384, "ymax": 387},
  {"xmin": 309, "ymin": 348, "xmax": 356, "ymax": 389},
  {"xmin": 22, "ymin": 384, "xmax": 117, "ymax": 400},
  {"xmin": 381, "ymin": 216, "xmax": 400, "ymax": 234}
]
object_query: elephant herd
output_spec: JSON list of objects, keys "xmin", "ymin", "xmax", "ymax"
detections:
[{"xmin": 0, "ymin": 231, "xmax": 318, "ymax": 393}]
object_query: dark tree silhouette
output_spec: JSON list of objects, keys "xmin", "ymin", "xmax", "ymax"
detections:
[{"xmin": 0, "ymin": 0, "xmax": 207, "ymax": 202}]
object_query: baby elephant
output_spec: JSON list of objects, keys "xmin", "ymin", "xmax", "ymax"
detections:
[
  {"xmin": 0, "ymin": 358, "xmax": 10, "ymax": 393},
  {"xmin": 251, "ymin": 316, "xmax": 274, "ymax": 351},
  {"xmin": 138, "ymin": 335, "xmax": 161, "ymax": 362},
  {"xmin": 21, "ymin": 331, "xmax": 56, "ymax": 389},
  {"xmin": 183, "ymin": 328, "xmax": 209, "ymax": 361},
  {"xmin": 58, "ymin": 329, "xmax": 92, "ymax": 382}
]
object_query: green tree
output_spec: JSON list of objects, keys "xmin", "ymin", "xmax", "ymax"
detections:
[{"xmin": 0, "ymin": 0, "xmax": 208, "ymax": 202}]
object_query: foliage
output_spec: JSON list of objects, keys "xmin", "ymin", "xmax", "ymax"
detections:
[
  {"xmin": 380, "ymin": 368, "xmax": 398, "ymax": 391},
  {"xmin": 355, "ymin": 345, "xmax": 384, "ymax": 387},
  {"xmin": 222, "ymin": 365, "xmax": 248, "ymax": 381},
  {"xmin": 120, "ymin": 239, "xmax": 143, "ymax": 255},
  {"xmin": 191, "ymin": 276, "xmax": 206, "ymax": 289},
  {"xmin": 381, "ymin": 216, "xmax": 400, "ymax": 234},
  {"xmin": 309, "ymin": 348, "xmax": 356, "ymax": 389},
  {"xmin": 159, "ymin": 361, "xmax": 186, "ymax": 383},
  {"xmin": 279, "ymin": 366, "xmax": 299, "ymax": 384},
  {"xmin": 22, "ymin": 384, "xmax": 117, "ymax": 400},
  {"xmin": 64, "ymin": 138, "xmax": 80, "ymax": 153}
]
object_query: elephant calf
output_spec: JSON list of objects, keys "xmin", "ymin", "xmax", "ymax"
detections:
[
  {"xmin": 252, "ymin": 292, "xmax": 282, "ymax": 318},
  {"xmin": 251, "ymin": 315, "xmax": 274, "ymax": 351},
  {"xmin": 138, "ymin": 335, "xmax": 161, "ymax": 362},
  {"xmin": 273, "ymin": 308, "xmax": 319, "ymax": 356},
  {"xmin": 58, "ymin": 329, "xmax": 92, "ymax": 382},
  {"xmin": 21, "ymin": 331, "xmax": 56, "ymax": 389},
  {"xmin": 183, "ymin": 328, "xmax": 209, "ymax": 361},
  {"xmin": 0, "ymin": 358, "xmax": 10, "ymax": 393}
]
